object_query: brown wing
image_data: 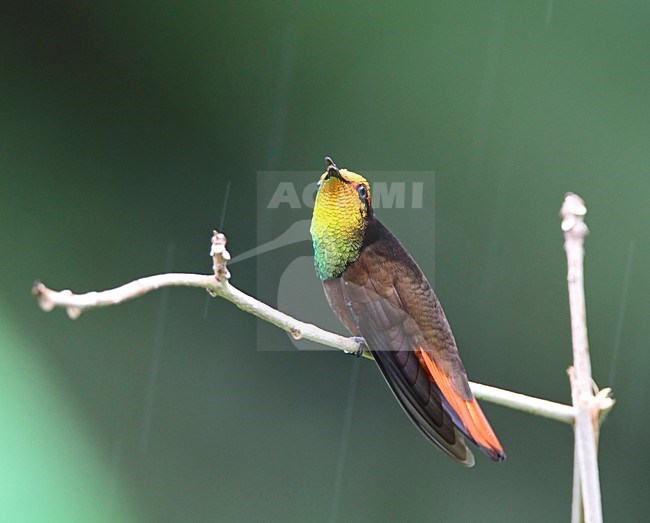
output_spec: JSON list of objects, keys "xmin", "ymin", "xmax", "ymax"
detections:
[{"xmin": 336, "ymin": 229, "xmax": 505, "ymax": 464}]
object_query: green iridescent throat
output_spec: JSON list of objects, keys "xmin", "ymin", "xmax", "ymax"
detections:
[{"xmin": 310, "ymin": 227, "xmax": 364, "ymax": 281}]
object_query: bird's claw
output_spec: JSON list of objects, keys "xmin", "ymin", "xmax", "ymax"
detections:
[{"xmin": 345, "ymin": 336, "xmax": 366, "ymax": 358}]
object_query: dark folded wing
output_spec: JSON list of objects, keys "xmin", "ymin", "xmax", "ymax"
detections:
[{"xmin": 337, "ymin": 272, "xmax": 475, "ymax": 466}]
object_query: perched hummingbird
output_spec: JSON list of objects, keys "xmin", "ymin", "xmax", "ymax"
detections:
[{"xmin": 310, "ymin": 158, "xmax": 505, "ymax": 466}]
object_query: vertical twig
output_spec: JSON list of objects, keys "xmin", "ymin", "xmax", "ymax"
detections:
[
  {"xmin": 571, "ymin": 438, "xmax": 583, "ymax": 523},
  {"xmin": 561, "ymin": 193, "xmax": 602, "ymax": 523}
]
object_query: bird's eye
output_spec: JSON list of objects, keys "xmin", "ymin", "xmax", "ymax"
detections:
[{"xmin": 357, "ymin": 185, "xmax": 367, "ymax": 199}]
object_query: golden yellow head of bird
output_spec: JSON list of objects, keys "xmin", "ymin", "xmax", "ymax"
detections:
[
  {"xmin": 310, "ymin": 158, "xmax": 373, "ymax": 280},
  {"xmin": 312, "ymin": 159, "xmax": 372, "ymax": 231}
]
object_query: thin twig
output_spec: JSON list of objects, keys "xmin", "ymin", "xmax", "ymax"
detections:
[
  {"xmin": 561, "ymin": 193, "xmax": 603, "ymax": 523},
  {"xmin": 571, "ymin": 435, "xmax": 584, "ymax": 523},
  {"xmin": 32, "ymin": 274, "xmax": 364, "ymax": 355},
  {"xmin": 468, "ymin": 382, "xmax": 574, "ymax": 424},
  {"xmin": 31, "ymin": 229, "xmax": 612, "ymax": 427}
]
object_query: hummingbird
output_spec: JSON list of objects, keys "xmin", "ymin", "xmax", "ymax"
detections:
[{"xmin": 310, "ymin": 157, "xmax": 505, "ymax": 466}]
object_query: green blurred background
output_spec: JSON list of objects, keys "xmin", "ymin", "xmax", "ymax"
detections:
[{"xmin": 2, "ymin": 1, "xmax": 649, "ymax": 522}]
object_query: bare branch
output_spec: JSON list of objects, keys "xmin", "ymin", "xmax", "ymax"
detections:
[
  {"xmin": 32, "ymin": 275, "xmax": 365, "ymax": 355},
  {"xmin": 33, "ymin": 274, "xmax": 218, "ymax": 319},
  {"xmin": 469, "ymin": 382, "xmax": 575, "ymax": 424},
  {"xmin": 32, "ymin": 230, "xmax": 592, "ymax": 427},
  {"xmin": 562, "ymin": 193, "xmax": 603, "ymax": 523}
]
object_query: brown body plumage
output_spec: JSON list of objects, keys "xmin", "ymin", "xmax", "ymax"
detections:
[{"xmin": 311, "ymin": 158, "xmax": 505, "ymax": 466}]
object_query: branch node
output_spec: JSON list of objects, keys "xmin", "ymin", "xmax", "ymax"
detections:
[
  {"xmin": 560, "ymin": 192, "xmax": 589, "ymax": 237},
  {"xmin": 32, "ymin": 282, "xmax": 52, "ymax": 311},
  {"xmin": 290, "ymin": 327, "xmax": 302, "ymax": 340},
  {"xmin": 66, "ymin": 306, "xmax": 82, "ymax": 320},
  {"xmin": 594, "ymin": 387, "xmax": 616, "ymax": 425},
  {"xmin": 211, "ymin": 230, "xmax": 231, "ymax": 282}
]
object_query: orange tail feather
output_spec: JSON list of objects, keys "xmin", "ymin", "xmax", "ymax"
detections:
[{"xmin": 416, "ymin": 348, "xmax": 506, "ymax": 462}]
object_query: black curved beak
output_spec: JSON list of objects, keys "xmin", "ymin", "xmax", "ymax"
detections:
[{"xmin": 324, "ymin": 156, "xmax": 343, "ymax": 181}]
